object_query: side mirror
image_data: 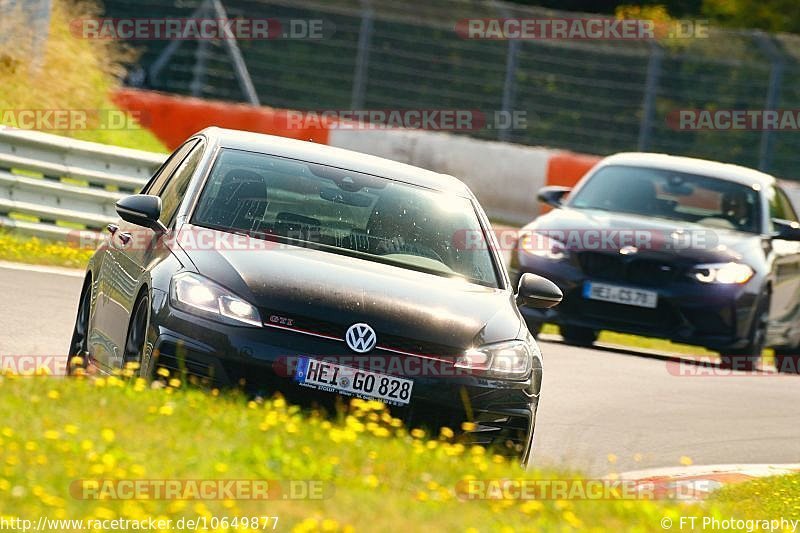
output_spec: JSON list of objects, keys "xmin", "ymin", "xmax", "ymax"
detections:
[
  {"xmin": 115, "ymin": 194, "xmax": 167, "ymax": 233},
  {"xmin": 772, "ymin": 218, "xmax": 800, "ymax": 241},
  {"xmin": 516, "ymin": 273, "xmax": 563, "ymax": 308},
  {"xmin": 537, "ymin": 186, "xmax": 571, "ymax": 208}
]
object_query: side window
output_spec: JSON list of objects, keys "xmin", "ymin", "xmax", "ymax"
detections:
[
  {"xmin": 158, "ymin": 140, "xmax": 206, "ymax": 227},
  {"xmin": 776, "ymin": 188, "xmax": 798, "ymax": 223},
  {"xmin": 141, "ymin": 140, "xmax": 198, "ymax": 196}
]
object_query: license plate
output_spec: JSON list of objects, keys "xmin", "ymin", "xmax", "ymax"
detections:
[
  {"xmin": 583, "ymin": 281, "xmax": 658, "ymax": 308},
  {"xmin": 294, "ymin": 357, "xmax": 413, "ymax": 406}
]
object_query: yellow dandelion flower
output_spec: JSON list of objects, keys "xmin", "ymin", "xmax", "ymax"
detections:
[
  {"xmin": 100, "ymin": 429, "xmax": 115, "ymax": 443},
  {"xmin": 321, "ymin": 518, "xmax": 338, "ymax": 531},
  {"xmin": 410, "ymin": 428, "xmax": 426, "ymax": 439}
]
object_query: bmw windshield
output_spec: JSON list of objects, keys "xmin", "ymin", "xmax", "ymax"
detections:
[
  {"xmin": 192, "ymin": 149, "xmax": 500, "ymax": 287},
  {"xmin": 568, "ymin": 165, "xmax": 762, "ymax": 234}
]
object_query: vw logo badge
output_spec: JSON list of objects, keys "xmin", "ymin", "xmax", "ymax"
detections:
[{"xmin": 345, "ymin": 323, "xmax": 377, "ymax": 353}]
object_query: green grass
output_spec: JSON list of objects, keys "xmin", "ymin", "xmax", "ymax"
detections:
[
  {"xmin": 0, "ymin": 231, "xmax": 94, "ymax": 269},
  {"xmin": 2, "ymin": 373, "xmax": 792, "ymax": 532},
  {"xmin": 712, "ymin": 473, "xmax": 800, "ymax": 519}
]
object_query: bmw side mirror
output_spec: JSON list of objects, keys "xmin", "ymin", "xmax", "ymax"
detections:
[
  {"xmin": 115, "ymin": 194, "xmax": 167, "ymax": 233},
  {"xmin": 537, "ymin": 186, "xmax": 571, "ymax": 208},
  {"xmin": 516, "ymin": 273, "xmax": 563, "ymax": 308},
  {"xmin": 771, "ymin": 218, "xmax": 800, "ymax": 241}
]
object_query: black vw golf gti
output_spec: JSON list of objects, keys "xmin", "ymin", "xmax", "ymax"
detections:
[{"xmin": 68, "ymin": 127, "xmax": 561, "ymax": 461}]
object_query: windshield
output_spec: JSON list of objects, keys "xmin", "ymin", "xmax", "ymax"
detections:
[
  {"xmin": 191, "ymin": 149, "xmax": 499, "ymax": 287},
  {"xmin": 568, "ymin": 165, "xmax": 762, "ymax": 234}
]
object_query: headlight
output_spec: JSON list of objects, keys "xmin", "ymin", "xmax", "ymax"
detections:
[
  {"xmin": 519, "ymin": 232, "xmax": 568, "ymax": 260},
  {"xmin": 170, "ymin": 272, "xmax": 262, "ymax": 327},
  {"xmin": 691, "ymin": 262, "xmax": 754, "ymax": 284},
  {"xmin": 454, "ymin": 338, "xmax": 536, "ymax": 379}
]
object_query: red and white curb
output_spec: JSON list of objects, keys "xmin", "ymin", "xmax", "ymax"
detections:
[{"xmin": 613, "ymin": 464, "xmax": 800, "ymax": 501}]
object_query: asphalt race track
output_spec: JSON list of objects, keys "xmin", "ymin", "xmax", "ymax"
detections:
[{"xmin": 1, "ymin": 263, "xmax": 798, "ymax": 475}]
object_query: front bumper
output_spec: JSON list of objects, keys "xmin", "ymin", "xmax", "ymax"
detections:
[
  {"xmin": 148, "ymin": 296, "xmax": 539, "ymax": 460},
  {"xmin": 512, "ymin": 254, "xmax": 761, "ymax": 351}
]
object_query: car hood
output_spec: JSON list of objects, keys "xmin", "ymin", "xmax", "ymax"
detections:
[
  {"xmin": 178, "ymin": 226, "xmax": 521, "ymax": 352},
  {"xmin": 526, "ymin": 207, "xmax": 760, "ymax": 262}
]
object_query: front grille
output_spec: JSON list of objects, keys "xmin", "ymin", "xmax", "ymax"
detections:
[
  {"xmin": 578, "ymin": 252, "xmax": 678, "ymax": 286},
  {"xmin": 261, "ymin": 308, "xmax": 460, "ymax": 358}
]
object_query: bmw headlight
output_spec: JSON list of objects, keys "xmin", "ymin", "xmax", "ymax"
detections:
[
  {"xmin": 170, "ymin": 272, "xmax": 262, "ymax": 327},
  {"xmin": 691, "ymin": 262, "xmax": 753, "ymax": 284},
  {"xmin": 519, "ymin": 232, "xmax": 568, "ymax": 260},
  {"xmin": 454, "ymin": 338, "xmax": 536, "ymax": 379}
]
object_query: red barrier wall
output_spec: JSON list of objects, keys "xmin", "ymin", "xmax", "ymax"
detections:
[
  {"xmin": 112, "ymin": 89, "xmax": 329, "ymax": 150},
  {"xmin": 545, "ymin": 152, "xmax": 602, "ymax": 188}
]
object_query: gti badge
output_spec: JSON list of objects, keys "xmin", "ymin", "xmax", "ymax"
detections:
[
  {"xmin": 346, "ymin": 323, "xmax": 377, "ymax": 353},
  {"xmin": 619, "ymin": 245, "xmax": 638, "ymax": 255}
]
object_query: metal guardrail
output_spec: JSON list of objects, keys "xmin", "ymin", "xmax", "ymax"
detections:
[{"xmin": 0, "ymin": 128, "xmax": 165, "ymax": 241}]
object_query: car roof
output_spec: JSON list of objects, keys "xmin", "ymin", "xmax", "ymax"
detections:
[
  {"xmin": 597, "ymin": 152, "xmax": 777, "ymax": 189},
  {"xmin": 196, "ymin": 127, "xmax": 472, "ymax": 197}
]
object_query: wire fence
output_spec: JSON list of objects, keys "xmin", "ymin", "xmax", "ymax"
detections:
[{"xmin": 96, "ymin": 0, "xmax": 800, "ymax": 178}]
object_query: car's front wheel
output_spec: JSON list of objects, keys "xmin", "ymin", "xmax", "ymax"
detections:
[
  {"xmin": 560, "ymin": 325, "xmax": 598, "ymax": 347},
  {"xmin": 720, "ymin": 295, "xmax": 769, "ymax": 372},
  {"xmin": 66, "ymin": 277, "xmax": 91, "ymax": 375},
  {"xmin": 124, "ymin": 293, "xmax": 150, "ymax": 373}
]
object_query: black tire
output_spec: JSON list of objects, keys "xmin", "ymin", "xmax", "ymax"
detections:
[
  {"xmin": 720, "ymin": 295, "xmax": 769, "ymax": 372},
  {"xmin": 524, "ymin": 318, "xmax": 542, "ymax": 338},
  {"xmin": 66, "ymin": 277, "xmax": 92, "ymax": 375},
  {"xmin": 560, "ymin": 325, "xmax": 598, "ymax": 347},
  {"xmin": 123, "ymin": 293, "xmax": 150, "ymax": 371}
]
